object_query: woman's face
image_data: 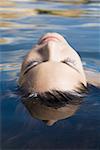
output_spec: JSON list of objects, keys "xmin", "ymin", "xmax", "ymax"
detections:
[
  {"xmin": 19, "ymin": 33, "xmax": 87, "ymax": 125},
  {"xmin": 19, "ymin": 32, "xmax": 86, "ymax": 93}
]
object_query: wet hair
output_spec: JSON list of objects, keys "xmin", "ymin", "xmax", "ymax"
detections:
[{"xmin": 19, "ymin": 83, "xmax": 88, "ymax": 109}]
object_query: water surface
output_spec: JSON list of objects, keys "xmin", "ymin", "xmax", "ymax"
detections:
[{"xmin": 0, "ymin": 0, "xmax": 100, "ymax": 149}]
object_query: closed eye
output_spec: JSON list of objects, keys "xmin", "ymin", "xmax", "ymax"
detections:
[
  {"xmin": 62, "ymin": 59, "xmax": 79, "ymax": 73},
  {"xmin": 24, "ymin": 60, "xmax": 42, "ymax": 75},
  {"xmin": 62, "ymin": 58, "xmax": 76, "ymax": 65}
]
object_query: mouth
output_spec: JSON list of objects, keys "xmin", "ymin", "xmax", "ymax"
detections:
[{"xmin": 39, "ymin": 35, "xmax": 60, "ymax": 44}]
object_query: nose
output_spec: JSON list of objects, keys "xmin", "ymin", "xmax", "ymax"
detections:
[{"xmin": 43, "ymin": 41, "xmax": 61, "ymax": 62}]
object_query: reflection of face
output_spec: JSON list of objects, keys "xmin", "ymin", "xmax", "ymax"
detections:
[{"xmin": 19, "ymin": 33, "xmax": 87, "ymax": 125}]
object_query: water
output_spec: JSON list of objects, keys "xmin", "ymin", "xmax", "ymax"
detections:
[{"xmin": 0, "ymin": 0, "xmax": 100, "ymax": 149}]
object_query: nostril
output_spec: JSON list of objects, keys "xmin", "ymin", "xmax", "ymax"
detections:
[{"xmin": 39, "ymin": 35, "xmax": 60, "ymax": 45}]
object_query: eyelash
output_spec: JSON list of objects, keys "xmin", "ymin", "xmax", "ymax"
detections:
[
  {"xmin": 24, "ymin": 58, "xmax": 76, "ymax": 75},
  {"xmin": 26, "ymin": 58, "xmax": 75, "ymax": 69},
  {"xmin": 62, "ymin": 58, "xmax": 80, "ymax": 73},
  {"xmin": 24, "ymin": 60, "xmax": 41, "ymax": 74},
  {"xmin": 62, "ymin": 58, "xmax": 75, "ymax": 65},
  {"xmin": 26, "ymin": 61, "xmax": 39, "ymax": 68}
]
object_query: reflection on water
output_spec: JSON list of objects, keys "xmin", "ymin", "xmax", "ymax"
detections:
[
  {"xmin": 1, "ymin": 0, "xmax": 100, "ymax": 149},
  {"xmin": 22, "ymin": 95, "xmax": 80, "ymax": 126},
  {"xmin": 0, "ymin": 0, "xmax": 16, "ymax": 7}
]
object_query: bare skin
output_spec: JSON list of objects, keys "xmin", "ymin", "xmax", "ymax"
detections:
[{"xmin": 19, "ymin": 32, "xmax": 99, "ymax": 126}]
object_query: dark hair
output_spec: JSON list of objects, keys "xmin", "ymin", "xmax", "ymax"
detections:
[{"xmin": 19, "ymin": 83, "xmax": 88, "ymax": 109}]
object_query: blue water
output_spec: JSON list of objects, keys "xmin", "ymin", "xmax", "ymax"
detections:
[{"xmin": 0, "ymin": 0, "xmax": 100, "ymax": 149}]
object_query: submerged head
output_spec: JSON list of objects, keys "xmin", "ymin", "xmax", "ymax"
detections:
[{"xmin": 19, "ymin": 32, "xmax": 87, "ymax": 125}]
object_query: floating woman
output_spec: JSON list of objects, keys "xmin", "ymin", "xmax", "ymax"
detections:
[{"xmin": 18, "ymin": 33, "xmax": 100, "ymax": 126}]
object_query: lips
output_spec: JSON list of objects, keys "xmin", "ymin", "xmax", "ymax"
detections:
[{"xmin": 39, "ymin": 36, "xmax": 60, "ymax": 44}]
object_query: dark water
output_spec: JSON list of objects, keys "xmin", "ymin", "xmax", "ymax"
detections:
[{"xmin": 0, "ymin": 0, "xmax": 100, "ymax": 149}]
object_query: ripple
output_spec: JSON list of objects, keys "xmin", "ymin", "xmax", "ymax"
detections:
[
  {"xmin": 0, "ymin": 38, "xmax": 14, "ymax": 44},
  {"xmin": 0, "ymin": 21, "xmax": 99, "ymax": 33},
  {"xmin": 0, "ymin": 0, "xmax": 15, "ymax": 7},
  {"xmin": 11, "ymin": 0, "xmax": 35, "ymax": 1},
  {"xmin": 0, "ymin": 5, "xmax": 100, "ymax": 20},
  {"xmin": 88, "ymin": 3, "xmax": 100, "ymax": 7},
  {"xmin": 71, "ymin": 23, "xmax": 100, "ymax": 28},
  {"xmin": 0, "ymin": 9, "xmax": 37, "ymax": 19},
  {"xmin": 0, "ymin": 63, "xmax": 21, "ymax": 71},
  {"xmin": 0, "ymin": 8, "xmax": 36, "ymax": 12},
  {"xmin": 0, "ymin": 21, "xmax": 36, "ymax": 30},
  {"xmin": 83, "ymin": 58, "xmax": 100, "ymax": 72}
]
